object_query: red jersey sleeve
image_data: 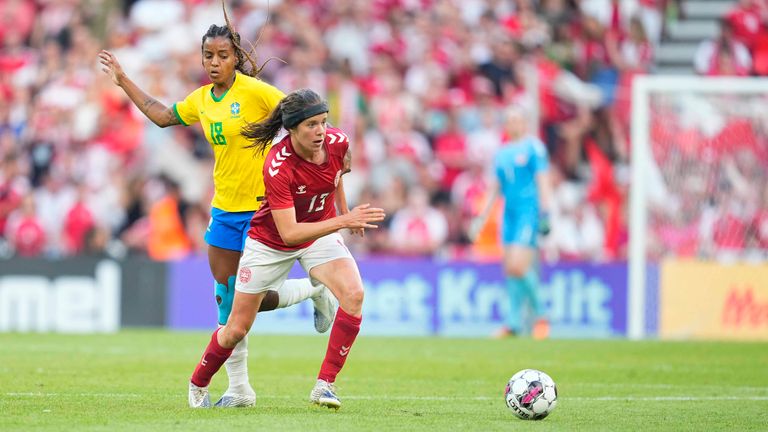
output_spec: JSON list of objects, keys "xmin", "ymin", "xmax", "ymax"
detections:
[{"xmin": 325, "ymin": 127, "xmax": 350, "ymax": 166}]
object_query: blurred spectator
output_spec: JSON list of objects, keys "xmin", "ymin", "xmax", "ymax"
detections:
[
  {"xmin": 580, "ymin": 0, "xmax": 639, "ymax": 36},
  {"xmin": 388, "ymin": 187, "xmax": 448, "ymax": 256},
  {"xmin": 62, "ymin": 183, "xmax": 96, "ymax": 255},
  {"xmin": 694, "ymin": 19, "xmax": 752, "ymax": 75},
  {"xmin": 0, "ymin": 152, "xmax": 26, "ymax": 240},
  {"xmin": 146, "ymin": 176, "xmax": 192, "ymax": 261},
  {"xmin": 724, "ymin": 0, "xmax": 765, "ymax": 51},
  {"xmin": 0, "ymin": 0, "xmax": 36, "ymax": 45},
  {"xmin": 433, "ymin": 110, "xmax": 469, "ymax": 191},
  {"xmin": 478, "ymin": 36, "xmax": 520, "ymax": 98},
  {"xmin": 5, "ymin": 195, "xmax": 45, "ymax": 257}
]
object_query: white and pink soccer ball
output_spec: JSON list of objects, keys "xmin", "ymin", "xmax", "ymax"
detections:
[{"xmin": 504, "ymin": 369, "xmax": 558, "ymax": 420}]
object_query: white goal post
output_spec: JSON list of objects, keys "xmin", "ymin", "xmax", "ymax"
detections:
[{"xmin": 628, "ymin": 76, "xmax": 768, "ymax": 340}]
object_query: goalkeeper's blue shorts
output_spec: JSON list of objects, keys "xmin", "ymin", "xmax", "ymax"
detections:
[{"xmin": 501, "ymin": 209, "xmax": 539, "ymax": 248}]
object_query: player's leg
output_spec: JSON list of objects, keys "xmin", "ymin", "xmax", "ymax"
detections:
[
  {"xmin": 499, "ymin": 211, "xmax": 540, "ymax": 336},
  {"xmin": 193, "ymin": 237, "xmax": 296, "ymax": 408},
  {"xmin": 517, "ymin": 211, "xmax": 548, "ymax": 339},
  {"xmin": 300, "ymin": 233, "xmax": 362, "ymax": 410},
  {"xmin": 503, "ymin": 211, "xmax": 548, "ymax": 338},
  {"xmin": 189, "ymin": 289, "xmax": 266, "ymax": 408},
  {"xmin": 231, "ymin": 210, "xmax": 336, "ymax": 332},
  {"xmin": 502, "ymin": 244, "xmax": 535, "ymax": 336},
  {"xmin": 205, "ymin": 209, "xmax": 263, "ymax": 406},
  {"xmin": 525, "ymin": 261, "xmax": 550, "ymax": 340},
  {"xmin": 207, "ymin": 245, "xmax": 257, "ymax": 407},
  {"xmin": 274, "ymin": 279, "xmax": 338, "ymax": 333}
]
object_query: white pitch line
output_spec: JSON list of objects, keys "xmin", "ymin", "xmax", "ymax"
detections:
[
  {"xmin": 5, "ymin": 393, "xmax": 768, "ymax": 402},
  {"xmin": 6, "ymin": 392, "xmax": 143, "ymax": 398}
]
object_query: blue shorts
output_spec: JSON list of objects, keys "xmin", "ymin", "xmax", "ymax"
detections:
[
  {"xmin": 501, "ymin": 209, "xmax": 539, "ymax": 248},
  {"xmin": 204, "ymin": 207, "xmax": 255, "ymax": 252}
]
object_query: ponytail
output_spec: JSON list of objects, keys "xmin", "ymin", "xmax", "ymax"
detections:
[
  {"xmin": 243, "ymin": 100, "xmax": 286, "ymax": 155},
  {"xmin": 242, "ymin": 88, "xmax": 328, "ymax": 156}
]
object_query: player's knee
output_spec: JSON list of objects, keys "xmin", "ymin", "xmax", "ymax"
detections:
[
  {"xmin": 226, "ymin": 324, "xmax": 249, "ymax": 344},
  {"xmin": 341, "ymin": 283, "xmax": 364, "ymax": 309},
  {"xmin": 220, "ymin": 323, "xmax": 248, "ymax": 346},
  {"xmin": 504, "ymin": 261, "xmax": 528, "ymax": 278}
]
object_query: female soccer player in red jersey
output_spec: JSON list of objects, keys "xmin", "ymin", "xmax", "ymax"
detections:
[
  {"xmin": 188, "ymin": 88, "xmax": 385, "ymax": 409},
  {"xmin": 98, "ymin": 7, "xmax": 337, "ymax": 408}
]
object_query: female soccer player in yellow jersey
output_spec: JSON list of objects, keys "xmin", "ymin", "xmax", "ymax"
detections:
[{"xmin": 98, "ymin": 18, "xmax": 337, "ymax": 408}]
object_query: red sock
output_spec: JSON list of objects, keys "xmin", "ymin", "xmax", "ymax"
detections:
[
  {"xmin": 190, "ymin": 328, "xmax": 234, "ymax": 387},
  {"xmin": 318, "ymin": 307, "xmax": 362, "ymax": 383}
]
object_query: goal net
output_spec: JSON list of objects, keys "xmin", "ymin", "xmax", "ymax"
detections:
[{"xmin": 628, "ymin": 76, "xmax": 768, "ymax": 339}]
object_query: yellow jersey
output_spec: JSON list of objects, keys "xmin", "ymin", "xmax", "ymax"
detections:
[{"xmin": 173, "ymin": 73, "xmax": 285, "ymax": 212}]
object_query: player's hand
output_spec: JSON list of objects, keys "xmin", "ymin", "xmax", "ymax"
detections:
[
  {"xmin": 538, "ymin": 212, "xmax": 551, "ymax": 236},
  {"xmin": 344, "ymin": 204, "xmax": 385, "ymax": 229},
  {"xmin": 98, "ymin": 50, "xmax": 126, "ymax": 86}
]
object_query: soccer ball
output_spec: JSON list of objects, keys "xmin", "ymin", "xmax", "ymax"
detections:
[{"xmin": 504, "ymin": 369, "xmax": 558, "ymax": 420}]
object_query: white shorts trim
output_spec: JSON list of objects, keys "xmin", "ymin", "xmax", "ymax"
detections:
[{"xmin": 234, "ymin": 232, "xmax": 353, "ymax": 294}]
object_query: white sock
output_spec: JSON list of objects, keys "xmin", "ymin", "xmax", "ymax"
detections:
[
  {"xmin": 276, "ymin": 278, "xmax": 324, "ymax": 309},
  {"xmin": 223, "ymin": 332, "xmax": 253, "ymax": 395}
]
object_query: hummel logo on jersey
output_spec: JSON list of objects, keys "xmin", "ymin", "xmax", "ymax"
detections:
[
  {"xmin": 269, "ymin": 146, "xmax": 293, "ymax": 177},
  {"xmin": 296, "ymin": 185, "xmax": 307, "ymax": 194},
  {"xmin": 327, "ymin": 131, "xmax": 348, "ymax": 144},
  {"xmin": 339, "ymin": 345, "xmax": 350, "ymax": 357}
]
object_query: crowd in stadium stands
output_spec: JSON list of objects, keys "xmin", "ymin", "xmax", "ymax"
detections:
[
  {"xmin": 0, "ymin": 0, "xmax": 766, "ymax": 262},
  {"xmin": 695, "ymin": 0, "xmax": 768, "ymax": 76},
  {"xmin": 646, "ymin": 92, "xmax": 768, "ymax": 261}
]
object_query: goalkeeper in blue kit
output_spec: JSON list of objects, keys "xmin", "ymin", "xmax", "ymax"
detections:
[{"xmin": 472, "ymin": 106, "xmax": 554, "ymax": 339}]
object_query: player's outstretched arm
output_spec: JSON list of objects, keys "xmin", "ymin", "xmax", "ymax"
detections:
[
  {"xmin": 272, "ymin": 204, "xmax": 385, "ymax": 247},
  {"xmin": 535, "ymin": 171, "xmax": 555, "ymax": 236},
  {"xmin": 334, "ymin": 177, "xmax": 364, "ymax": 237},
  {"xmin": 98, "ymin": 50, "xmax": 180, "ymax": 128}
]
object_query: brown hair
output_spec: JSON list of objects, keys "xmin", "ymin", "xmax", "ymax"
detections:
[{"xmin": 243, "ymin": 88, "xmax": 327, "ymax": 155}]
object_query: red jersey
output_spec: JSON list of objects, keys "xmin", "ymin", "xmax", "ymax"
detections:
[{"xmin": 248, "ymin": 127, "xmax": 350, "ymax": 251}]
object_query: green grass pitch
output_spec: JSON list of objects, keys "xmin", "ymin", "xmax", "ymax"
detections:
[{"xmin": 1, "ymin": 331, "xmax": 767, "ymax": 431}]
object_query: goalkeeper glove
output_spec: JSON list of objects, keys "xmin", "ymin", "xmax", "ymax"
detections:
[{"xmin": 538, "ymin": 212, "xmax": 551, "ymax": 236}]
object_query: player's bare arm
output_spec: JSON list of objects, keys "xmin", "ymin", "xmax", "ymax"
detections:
[
  {"xmin": 98, "ymin": 50, "xmax": 180, "ymax": 128},
  {"xmin": 535, "ymin": 171, "xmax": 554, "ymax": 214},
  {"xmin": 272, "ymin": 204, "xmax": 384, "ymax": 247},
  {"xmin": 335, "ymin": 149, "xmax": 364, "ymax": 237},
  {"xmin": 342, "ymin": 147, "xmax": 352, "ymax": 175}
]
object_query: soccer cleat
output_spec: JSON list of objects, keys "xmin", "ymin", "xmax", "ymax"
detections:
[
  {"xmin": 309, "ymin": 379, "xmax": 341, "ymax": 409},
  {"xmin": 214, "ymin": 393, "xmax": 256, "ymax": 408},
  {"xmin": 311, "ymin": 288, "xmax": 338, "ymax": 333},
  {"xmin": 188, "ymin": 381, "xmax": 211, "ymax": 408},
  {"xmin": 532, "ymin": 319, "xmax": 550, "ymax": 340},
  {"xmin": 492, "ymin": 326, "xmax": 517, "ymax": 339}
]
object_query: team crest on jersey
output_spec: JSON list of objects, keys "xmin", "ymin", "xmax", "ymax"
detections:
[
  {"xmin": 334, "ymin": 170, "xmax": 342, "ymax": 187},
  {"xmin": 230, "ymin": 102, "xmax": 241, "ymax": 117},
  {"xmin": 238, "ymin": 267, "xmax": 251, "ymax": 283}
]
